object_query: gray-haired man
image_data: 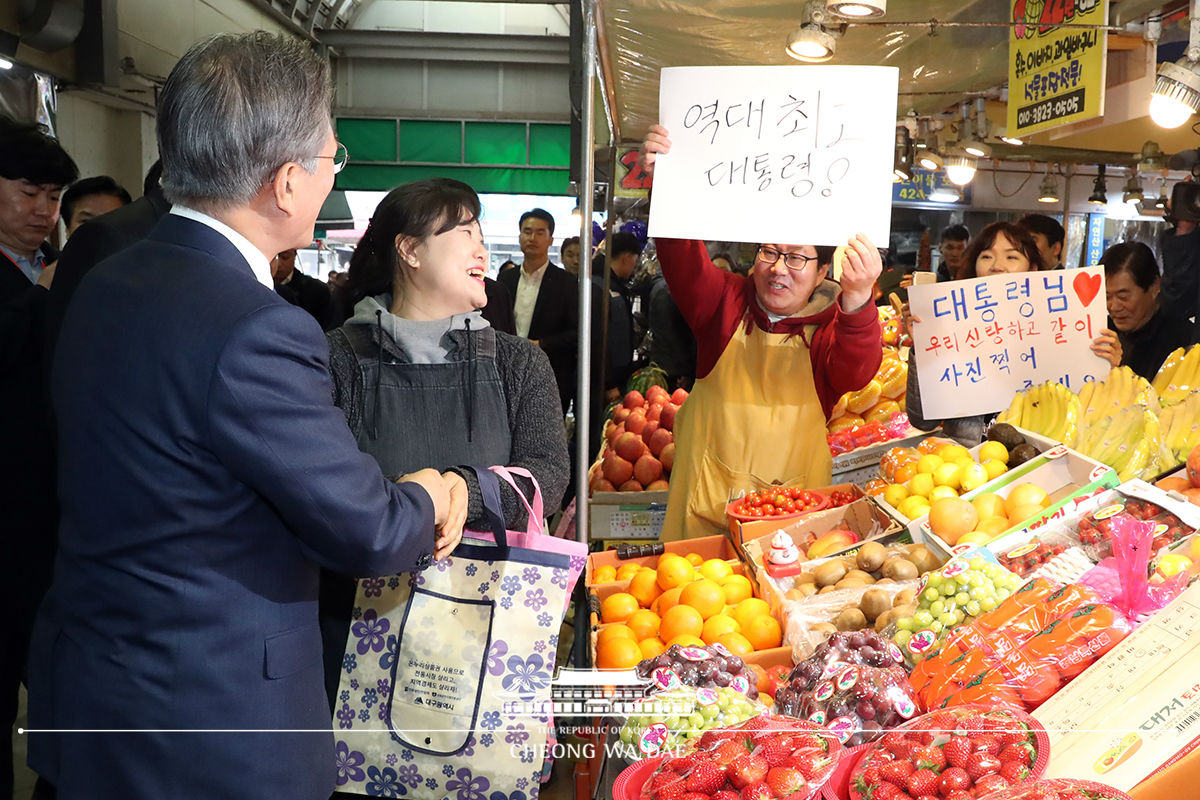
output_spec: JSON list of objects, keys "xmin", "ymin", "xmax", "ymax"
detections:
[{"xmin": 27, "ymin": 32, "xmax": 466, "ymax": 799}]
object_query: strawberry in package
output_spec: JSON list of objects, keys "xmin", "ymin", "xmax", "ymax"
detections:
[
  {"xmin": 848, "ymin": 705, "xmax": 1049, "ymax": 800},
  {"xmin": 771, "ymin": 631, "xmax": 917, "ymax": 746},
  {"xmin": 908, "ymin": 580, "xmax": 1132, "ymax": 712},
  {"xmin": 973, "ymin": 777, "xmax": 1133, "ymax": 800},
  {"xmin": 638, "ymin": 716, "xmax": 841, "ymax": 800}
]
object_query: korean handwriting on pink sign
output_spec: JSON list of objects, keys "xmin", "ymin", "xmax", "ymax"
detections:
[{"xmin": 907, "ymin": 268, "xmax": 1109, "ymax": 418}]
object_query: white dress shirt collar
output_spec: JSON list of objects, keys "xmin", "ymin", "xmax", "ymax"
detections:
[{"xmin": 170, "ymin": 206, "xmax": 275, "ymax": 291}]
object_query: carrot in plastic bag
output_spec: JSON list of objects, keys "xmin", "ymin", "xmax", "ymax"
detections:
[
  {"xmin": 1041, "ymin": 583, "xmax": 1095, "ymax": 618},
  {"xmin": 1063, "ymin": 602, "xmax": 1130, "ymax": 667},
  {"xmin": 974, "ymin": 579, "xmax": 1054, "ymax": 631}
]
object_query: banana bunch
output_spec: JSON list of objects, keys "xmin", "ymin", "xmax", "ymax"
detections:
[
  {"xmin": 1071, "ymin": 405, "xmax": 1166, "ymax": 481},
  {"xmin": 996, "ymin": 380, "xmax": 1080, "ymax": 442},
  {"xmin": 1152, "ymin": 344, "xmax": 1200, "ymax": 406},
  {"xmin": 1077, "ymin": 366, "xmax": 1158, "ymax": 424},
  {"xmin": 1158, "ymin": 391, "xmax": 1200, "ymax": 466}
]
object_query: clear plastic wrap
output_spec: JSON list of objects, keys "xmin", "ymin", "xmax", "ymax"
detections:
[
  {"xmin": 772, "ymin": 631, "xmax": 917, "ymax": 746},
  {"xmin": 906, "ymin": 578, "xmax": 1133, "ymax": 713},
  {"xmin": 1075, "ymin": 497, "xmax": 1192, "ymax": 560},
  {"xmin": 847, "ymin": 705, "xmax": 1049, "ymax": 800},
  {"xmin": 615, "ymin": 685, "xmax": 766, "ymax": 761},
  {"xmin": 635, "ymin": 642, "xmax": 761, "ymax": 700},
  {"xmin": 974, "ymin": 777, "xmax": 1133, "ymax": 800},
  {"xmin": 1078, "ymin": 514, "xmax": 1189, "ymax": 622},
  {"xmin": 636, "ymin": 715, "xmax": 841, "ymax": 800},
  {"xmin": 780, "ymin": 579, "xmax": 920, "ymax": 659}
]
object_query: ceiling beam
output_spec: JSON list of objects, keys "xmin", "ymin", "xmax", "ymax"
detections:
[{"xmin": 319, "ymin": 28, "xmax": 569, "ymax": 64}]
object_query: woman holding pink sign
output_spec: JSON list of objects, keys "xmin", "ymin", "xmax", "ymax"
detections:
[
  {"xmin": 639, "ymin": 124, "xmax": 884, "ymax": 541},
  {"xmin": 905, "ymin": 222, "xmax": 1122, "ymax": 444}
]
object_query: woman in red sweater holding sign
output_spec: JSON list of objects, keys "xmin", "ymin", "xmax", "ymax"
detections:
[{"xmin": 640, "ymin": 125, "xmax": 884, "ymax": 540}]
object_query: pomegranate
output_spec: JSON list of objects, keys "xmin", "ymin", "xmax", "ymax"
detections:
[
  {"xmin": 624, "ymin": 409, "xmax": 648, "ymax": 435},
  {"xmin": 614, "ymin": 432, "xmax": 643, "ymax": 463},
  {"xmin": 613, "ymin": 405, "xmax": 631, "ymax": 423},
  {"xmin": 641, "ymin": 421, "xmax": 660, "ymax": 444},
  {"xmin": 623, "ymin": 390, "xmax": 645, "ymax": 410},
  {"xmin": 602, "ymin": 451, "xmax": 634, "ymax": 485},
  {"xmin": 618, "ymin": 479, "xmax": 644, "ymax": 492},
  {"xmin": 646, "ymin": 385, "xmax": 670, "ymax": 404},
  {"xmin": 661, "ymin": 442, "xmax": 675, "ymax": 472},
  {"xmin": 633, "ymin": 454, "xmax": 663, "ymax": 486},
  {"xmin": 605, "ymin": 421, "xmax": 625, "ymax": 445},
  {"xmin": 646, "ymin": 403, "xmax": 663, "ymax": 422},
  {"xmin": 591, "ymin": 478, "xmax": 616, "ymax": 493},
  {"xmin": 670, "ymin": 388, "xmax": 689, "ymax": 405},
  {"xmin": 659, "ymin": 403, "xmax": 679, "ymax": 432},
  {"xmin": 648, "ymin": 427, "xmax": 673, "ymax": 457},
  {"xmin": 646, "ymin": 479, "xmax": 670, "ymax": 491}
]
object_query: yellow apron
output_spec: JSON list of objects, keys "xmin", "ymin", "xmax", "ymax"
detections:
[{"xmin": 660, "ymin": 319, "xmax": 833, "ymax": 541}]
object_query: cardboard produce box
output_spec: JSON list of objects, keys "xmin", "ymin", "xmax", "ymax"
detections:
[
  {"xmin": 909, "ymin": 443, "xmax": 1118, "ymax": 559},
  {"xmin": 738, "ymin": 499, "xmax": 902, "ymax": 581},
  {"xmin": 1034, "ymin": 582, "xmax": 1200, "ymax": 791},
  {"xmin": 727, "ymin": 483, "xmax": 865, "ymax": 547},
  {"xmin": 589, "ymin": 487, "xmax": 670, "ymax": 541},
  {"xmin": 584, "ymin": 534, "xmax": 744, "ymax": 590}
]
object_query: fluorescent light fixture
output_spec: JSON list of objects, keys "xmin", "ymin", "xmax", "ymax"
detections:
[
  {"xmin": 786, "ymin": 24, "xmax": 837, "ymax": 61},
  {"xmin": 1037, "ymin": 173, "xmax": 1061, "ymax": 203},
  {"xmin": 0, "ymin": 58, "xmax": 11, "ymax": 70},
  {"xmin": 944, "ymin": 154, "xmax": 977, "ymax": 186},
  {"xmin": 826, "ymin": 0, "xmax": 886, "ymax": 17},
  {"xmin": 929, "ymin": 186, "xmax": 962, "ymax": 203},
  {"xmin": 1000, "ymin": 135, "xmax": 1024, "ymax": 145},
  {"xmin": 1088, "ymin": 166, "xmax": 1107, "ymax": 205},
  {"xmin": 961, "ymin": 139, "xmax": 991, "ymax": 158},
  {"xmin": 1150, "ymin": 60, "xmax": 1200, "ymax": 128},
  {"xmin": 893, "ymin": 128, "xmax": 912, "ymax": 182}
]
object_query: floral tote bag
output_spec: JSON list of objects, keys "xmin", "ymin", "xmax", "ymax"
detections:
[{"xmin": 332, "ymin": 467, "xmax": 579, "ymax": 799}]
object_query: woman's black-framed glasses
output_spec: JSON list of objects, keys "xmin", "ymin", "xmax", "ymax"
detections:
[
  {"xmin": 756, "ymin": 245, "xmax": 817, "ymax": 271},
  {"xmin": 313, "ymin": 142, "xmax": 349, "ymax": 174}
]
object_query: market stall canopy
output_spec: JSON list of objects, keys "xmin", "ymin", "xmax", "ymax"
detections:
[{"xmin": 597, "ymin": 0, "xmax": 1168, "ymax": 144}]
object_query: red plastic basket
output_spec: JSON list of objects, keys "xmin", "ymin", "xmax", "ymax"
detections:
[
  {"xmin": 974, "ymin": 778, "xmax": 1133, "ymax": 800},
  {"xmin": 845, "ymin": 705, "xmax": 1051, "ymax": 800},
  {"xmin": 821, "ymin": 744, "xmax": 866, "ymax": 800},
  {"xmin": 726, "ymin": 490, "xmax": 831, "ymax": 524},
  {"xmin": 613, "ymin": 756, "xmax": 663, "ymax": 800}
]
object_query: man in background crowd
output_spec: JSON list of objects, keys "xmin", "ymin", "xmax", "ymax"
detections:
[
  {"xmin": 560, "ymin": 235, "xmax": 581, "ymax": 275},
  {"xmin": 935, "ymin": 224, "xmax": 970, "ymax": 282},
  {"xmin": 59, "ymin": 176, "xmax": 131, "ymax": 238},
  {"xmin": 0, "ymin": 117, "xmax": 77, "ymax": 800},
  {"xmin": 1019, "ymin": 213, "xmax": 1065, "ymax": 270},
  {"xmin": 271, "ymin": 247, "xmax": 336, "ymax": 330},
  {"xmin": 499, "ymin": 207, "xmax": 579, "ymax": 414}
]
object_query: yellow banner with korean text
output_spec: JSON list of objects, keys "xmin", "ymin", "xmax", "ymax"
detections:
[{"xmin": 1007, "ymin": 0, "xmax": 1108, "ymax": 138}]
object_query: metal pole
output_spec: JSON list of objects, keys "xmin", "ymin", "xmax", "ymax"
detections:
[
  {"xmin": 1061, "ymin": 173, "xmax": 1072, "ymax": 267},
  {"xmin": 575, "ymin": 0, "xmax": 596, "ymax": 546}
]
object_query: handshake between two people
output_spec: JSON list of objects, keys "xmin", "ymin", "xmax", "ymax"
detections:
[{"xmin": 399, "ymin": 469, "xmax": 469, "ymax": 562}]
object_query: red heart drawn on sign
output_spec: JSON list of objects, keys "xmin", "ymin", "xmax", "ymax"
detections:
[{"xmin": 1073, "ymin": 271, "xmax": 1101, "ymax": 306}]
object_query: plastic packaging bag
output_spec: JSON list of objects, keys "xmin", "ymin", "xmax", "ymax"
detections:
[
  {"xmin": 772, "ymin": 631, "xmax": 917, "ymax": 745},
  {"xmin": 973, "ymin": 777, "xmax": 1133, "ymax": 800},
  {"xmin": 637, "ymin": 715, "xmax": 840, "ymax": 800},
  {"xmin": 907, "ymin": 579, "xmax": 1133, "ymax": 712},
  {"xmin": 1078, "ymin": 513, "xmax": 1189, "ymax": 622},
  {"xmin": 780, "ymin": 580, "xmax": 919, "ymax": 659},
  {"xmin": 614, "ymin": 685, "xmax": 765, "ymax": 762}
]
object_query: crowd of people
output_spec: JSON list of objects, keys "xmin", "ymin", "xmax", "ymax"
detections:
[{"xmin": 4, "ymin": 26, "xmax": 1200, "ymax": 800}]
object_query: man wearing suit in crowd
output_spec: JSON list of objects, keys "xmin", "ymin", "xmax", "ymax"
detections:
[
  {"xmin": 499, "ymin": 207, "xmax": 579, "ymax": 414},
  {"xmin": 26, "ymin": 32, "xmax": 467, "ymax": 800},
  {"xmin": 0, "ymin": 118, "xmax": 77, "ymax": 800},
  {"xmin": 271, "ymin": 246, "xmax": 337, "ymax": 330},
  {"xmin": 43, "ymin": 161, "xmax": 170, "ymax": 371}
]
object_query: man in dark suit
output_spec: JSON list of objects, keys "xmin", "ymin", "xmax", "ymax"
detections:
[
  {"xmin": 271, "ymin": 247, "xmax": 336, "ymax": 330},
  {"xmin": 498, "ymin": 207, "xmax": 578, "ymax": 413},
  {"xmin": 26, "ymin": 32, "xmax": 467, "ymax": 800},
  {"xmin": 0, "ymin": 118, "xmax": 77, "ymax": 800}
]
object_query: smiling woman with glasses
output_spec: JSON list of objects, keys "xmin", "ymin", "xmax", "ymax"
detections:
[{"xmin": 639, "ymin": 124, "xmax": 885, "ymax": 541}]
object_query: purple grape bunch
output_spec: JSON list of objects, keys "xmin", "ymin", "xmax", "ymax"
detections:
[
  {"xmin": 773, "ymin": 630, "xmax": 916, "ymax": 746},
  {"xmin": 634, "ymin": 643, "xmax": 759, "ymax": 700}
]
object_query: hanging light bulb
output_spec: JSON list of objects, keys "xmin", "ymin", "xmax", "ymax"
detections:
[
  {"xmin": 944, "ymin": 152, "xmax": 977, "ymax": 186},
  {"xmin": 929, "ymin": 185, "xmax": 962, "ymax": 203},
  {"xmin": 1037, "ymin": 171, "xmax": 1061, "ymax": 204},
  {"xmin": 1122, "ymin": 174, "xmax": 1144, "ymax": 205},
  {"xmin": 826, "ymin": 0, "xmax": 886, "ymax": 17},
  {"xmin": 1088, "ymin": 165, "xmax": 1108, "ymax": 205},
  {"xmin": 1150, "ymin": 60, "xmax": 1200, "ymax": 128}
]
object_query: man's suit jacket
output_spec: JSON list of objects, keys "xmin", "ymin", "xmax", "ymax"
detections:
[
  {"xmin": 28, "ymin": 214, "xmax": 437, "ymax": 800},
  {"xmin": 43, "ymin": 190, "xmax": 172, "ymax": 371},
  {"xmin": 499, "ymin": 262, "xmax": 578, "ymax": 413}
]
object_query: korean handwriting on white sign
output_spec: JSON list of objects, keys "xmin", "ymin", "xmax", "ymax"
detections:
[
  {"xmin": 908, "ymin": 267, "xmax": 1110, "ymax": 419},
  {"xmin": 648, "ymin": 65, "xmax": 898, "ymax": 247}
]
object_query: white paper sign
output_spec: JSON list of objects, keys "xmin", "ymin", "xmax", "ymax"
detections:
[
  {"xmin": 647, "ymin": 65, "xmax": 899, "ymax": 246},
  {"xmin": 909, "ymin": 267, "xmax": 1110, "ymax": 419}
]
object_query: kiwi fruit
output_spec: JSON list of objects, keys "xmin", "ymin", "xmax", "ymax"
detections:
[
  {"xmin": 882, "ymin": 557, "xmax": 919, "ymax": 581},
  {"xmin": 835, "ymin": 576, "xmax": 868, "ymax": 591},
  {"xmin": 892, "ymin": 588, "xmax": 917, "ymax": 608},
  {"xmin": 874, "ymin": 609, "xmax": 894, "ymax": 633},
  {"xmin": 814, "ymin": 560, "xmax": 848, "ymax": 587},
  {"xmin": 988, "ymin": 422, "xmax": 1026, "ymax": 451},
  {"xmin": 856, "ymin": 541, "xmax": 888, "ymax": 572},
  {"xmin": 818, "ymin": 585, "xmax": 837, "ymax": 594},
  {"xmin": 834, "ymin": 608, "xmax": 867, "ymax": 631},
  {"xmin": 811, "ymin": 622, "xmax": 837, "ymax": 637},
  {"xmin": 798, "ymin": 583, "xmax": 819, "ymax": 598},
  {"xmin": 795, "ymin": 571, "xmax": 817, "ymax": 586},
  {"xmin": 906, "ymin": 544, "xmax": 940, "ymax": 574},
  {"xmin": 874, "ymin": 578, "xmax": 895, "ymax": 586},
  {"xmin": 1009, "ymin": 443, "xmax": 1040, "ymax": 467},
  {"xmin": 893, "ymin": 603, "xmax": 917, "ymax": 619},
  {"xmin": 844, "ymin": 569, "xmax": 877, "ymax": 584},
  {"xmin": 784, "ymin": 588, "xmax": 806, "ymax": 601},
  {"xmin": 859, "ymin": 589, "xmax": 891, "ymax": 622}
]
